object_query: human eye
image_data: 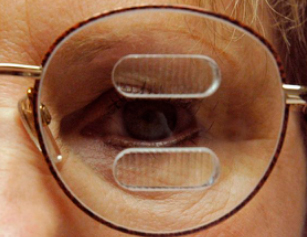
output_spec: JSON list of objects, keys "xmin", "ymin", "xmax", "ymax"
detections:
[
  {"xmin": 79, "ymin": 91, "xmax": 203, "ymax": 148},
  {"xmin": 58, "ymin": 87, "xmax": 211, "ymax": 184}
]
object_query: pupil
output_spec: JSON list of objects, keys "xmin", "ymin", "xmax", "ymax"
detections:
[
  {"xmin": 123, "ymin": 100, "xmax": 177, "ymax": 140},
  {"xmin": 141, "ymin": 110, "xmax": 157, "ymax": 123}
]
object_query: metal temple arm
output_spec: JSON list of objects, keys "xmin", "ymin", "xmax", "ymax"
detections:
[{"xmin": 0, "ymin": 63, "xmax": 41, "ymax": 78}]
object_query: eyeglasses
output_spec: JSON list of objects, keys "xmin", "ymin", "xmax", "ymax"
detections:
[{"xmin": 1, "ymin": 5, "xmax": 306, "ymax": 236}]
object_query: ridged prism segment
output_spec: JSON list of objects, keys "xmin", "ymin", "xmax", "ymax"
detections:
[
  {"xmin": 113, "ymin": 147, "xmax": 220, "ymax": 191},
  {"xmin": 112, "ymin": 54, "xmax": 221, "ymax": 99}
]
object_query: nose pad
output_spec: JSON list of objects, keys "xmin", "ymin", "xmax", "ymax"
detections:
[
  {"xmin": 18, "ymin": 88, "xmax": 62, "ymax": 164},
  {"xmin": 113, "ymin": 148, "xmax": 220, "ymax": 191}
]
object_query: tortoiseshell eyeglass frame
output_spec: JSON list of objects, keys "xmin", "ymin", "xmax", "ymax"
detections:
[{"xmin": 0, "ymin": 4, "xmax": 306, "ymax": 237}]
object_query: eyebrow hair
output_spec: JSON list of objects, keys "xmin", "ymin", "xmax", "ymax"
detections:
[{"xmin": 197, "ymin": 0, "xmax": 264, "ymax": 31}]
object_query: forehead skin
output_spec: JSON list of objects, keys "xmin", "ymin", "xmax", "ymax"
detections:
[
  {"xmin": 0, "ymin": 0, "xmax": 269, "ymax": 64},
  {"xmin": 0, "ymin": 0, "xmax": 269, "ymax": 107},
  {"xmin": 0, "ymin": 0, "xmax": 306, "ymax": 237}
]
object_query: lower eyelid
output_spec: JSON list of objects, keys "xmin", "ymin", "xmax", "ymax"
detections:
[{"xmin": 96, "ymin": 125, "xmax": 202, "ymax": 149}]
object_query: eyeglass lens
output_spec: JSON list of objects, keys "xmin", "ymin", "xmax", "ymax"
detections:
[{"xmin": 38, "ymin": 8, "xmax": 285, "ymax": 234}]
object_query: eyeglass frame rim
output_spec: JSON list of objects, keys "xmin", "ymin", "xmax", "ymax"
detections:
[{"xmin": 0, "ymin": 4, "xmax": 297, "ymax": 236}]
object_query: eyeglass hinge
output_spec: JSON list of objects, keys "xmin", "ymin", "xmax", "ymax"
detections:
[
  {"xmin": 19, "ymin": 87, "xmax": 62, "ymax": 163},
  {"xmin": 26, "ymin": 87, "xmax": 51, "ymax": 126}
]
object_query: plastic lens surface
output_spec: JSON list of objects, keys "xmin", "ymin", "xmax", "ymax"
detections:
[
  {"xmin": 114, "ymin": 147, "xmax": 220, "ymax": 191},
  {"xmin": 112, "ymin": 54, "xmax": 221, "ymax": 98},
  {"xmin": 38, "ymin": 8, "xmax": 285, "ymax": 234}
]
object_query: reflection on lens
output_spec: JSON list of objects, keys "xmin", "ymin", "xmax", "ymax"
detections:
[
  {"xmin": 38, "ymin": 7, "xmax": 285, "ymax": 235},
  {"xmin": 114, "ymin": 147, "xmax": 220, "ymax": 191},
  {"xmin": 112, "ymin": 54, "xmax": 221, "ymax": 98}
]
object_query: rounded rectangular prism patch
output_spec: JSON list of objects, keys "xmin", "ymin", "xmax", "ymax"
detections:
[
  {"xmin": 112, "ymin": 54, "xmax": 221, "ymax": 99},
  {"xmin": 113, "ymin": 147, "xmax": 220, "ymax": 191}
]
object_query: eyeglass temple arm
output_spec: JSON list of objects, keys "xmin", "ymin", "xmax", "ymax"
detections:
[
  {"xmin": 0, "ymin": 63, "xmax": 41, "ymax": 78},
  {"xmin": 1, "ymin": 63, "xmax": 307, "ymax": 103},
  {"xmin": 0, "ymin": 63, "xmax": 61, "ymax": 163}
]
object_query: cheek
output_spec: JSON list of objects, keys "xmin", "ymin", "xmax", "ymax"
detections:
[{"xmin": 198, "ymin": 108, "xmax": 306, "ymax": 237}]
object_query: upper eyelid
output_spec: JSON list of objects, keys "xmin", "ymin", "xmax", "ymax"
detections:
[
  {"xmin": 59, "ymin": 88, "xmax": 121, "ymax": 133},
  {"xmin": 63, "ymin": 37, "xmax": 122, "ymax": 64},
  {"xmin": 81, "ymin": 89, "xmax": 201, "ymax": 124}
]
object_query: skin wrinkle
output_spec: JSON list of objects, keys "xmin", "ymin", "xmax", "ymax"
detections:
[
  {"xmin": 258, "ymin": 201, "xmax": 273, "ymax": 237},
  {"xmin": 0, "ymin": 0, "xmax": 38, "ymax": 65},
  {"xmin": 25, "ymin": 0, "xmax": 41, "ymax": 64},
  {"xmin": 0, "ymin": 0, "xmax": 267, "ymax": 66}
]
